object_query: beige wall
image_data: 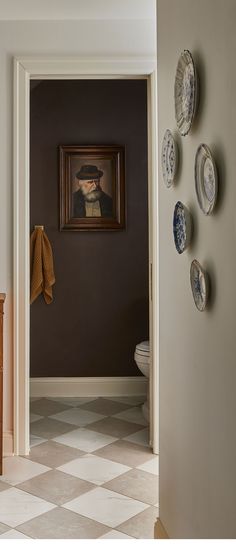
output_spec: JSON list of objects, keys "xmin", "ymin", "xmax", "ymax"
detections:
[
  {"xmin": 0, "ymin": 18, "xmax": 155, "ymax": 454},
  {"xmin": 157, "ymin": 0, "xmax": 236, "ymax": 538}
]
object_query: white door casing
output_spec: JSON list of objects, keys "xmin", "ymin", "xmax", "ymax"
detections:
[{"xmin": 13, "ymin": 57, "xmax": 159, "ymax": 455}]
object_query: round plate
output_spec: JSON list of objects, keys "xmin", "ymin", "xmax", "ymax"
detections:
[
  {"xmin": 195, "ymin": 144, "xmax": 218, "ymax": 215},
  {"xmin": 174, "ymin": 50, "xmax": 197, "ymax": 136},
  {"xmin": 173, "ymin": 201, "xmax": 192, "ymax": 254},
  {"xmin": 190, "ymin": 260, "xmax": 208, "ymax": 311},
  {"xmin": 161, "ymin": 129, "xmax": 178, "ymax": 188}
]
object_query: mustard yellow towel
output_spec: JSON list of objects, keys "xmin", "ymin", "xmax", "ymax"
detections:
[{"xmin": 30, "ymin": 228, "xmax": 55, "ymax": 304}]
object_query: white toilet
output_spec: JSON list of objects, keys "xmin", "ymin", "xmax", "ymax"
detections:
[{"xmin": 134, "ymin": 340, "xmax": 150, "ymax": 422}]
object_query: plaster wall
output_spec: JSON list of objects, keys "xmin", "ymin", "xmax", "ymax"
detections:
[
  {"xmin": 0, "ymin": 18, "xmax": 155, "ymax": 451},
  {"xmin": 157, "ymin": 0, "xmax": 236, "ymax": 537}
]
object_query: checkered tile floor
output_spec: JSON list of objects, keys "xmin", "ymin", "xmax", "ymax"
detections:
[{"xmin": 0, "ymin": 396, "xmax": 159, "ymax": 539}]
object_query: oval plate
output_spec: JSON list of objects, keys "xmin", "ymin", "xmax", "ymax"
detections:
[
  {"xmin": 195, "ymin": 144, "xmax": 218, "ymax": 215},
  {"xmin": 174, "ymin": 50, "xmax": 197, "ymax": 136},
  {"xmin": 190, "ymin": 259, "xmax": 208, "ymax": 311},
  {"xmin": 161, "ymin": 129, "xmax": 178, "ymax": 188},
  {"xmin": 173, "ymin": 201, "xmax": 192, "ymax": 254}
]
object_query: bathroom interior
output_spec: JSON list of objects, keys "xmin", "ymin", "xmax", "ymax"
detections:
[
  {"xmin": 27, "ymin": 78, "xmax": 158, "ymax": 538},
  {"xmin": 30, "ymin": 78, "xmax": 151, "ymax": 420}
]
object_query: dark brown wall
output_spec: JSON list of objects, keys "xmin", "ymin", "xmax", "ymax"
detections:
[{"xmin": 30, "ymin": 79, "xmax": 149, "ymax": 377}]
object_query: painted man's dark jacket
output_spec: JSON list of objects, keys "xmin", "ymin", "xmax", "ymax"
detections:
[{"xmin": 73, "ymin": 190, "xmax": 113, "ymax": 218}]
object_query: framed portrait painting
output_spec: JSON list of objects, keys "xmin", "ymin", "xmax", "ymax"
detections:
[{"xmin": 59, "ymin": 145, "xmax": 125, "ymax": 231}]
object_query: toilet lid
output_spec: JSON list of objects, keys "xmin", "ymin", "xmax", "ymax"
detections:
[{"xmin": 135, "ymin": 340, "xmax": 150, "ymax": 354}]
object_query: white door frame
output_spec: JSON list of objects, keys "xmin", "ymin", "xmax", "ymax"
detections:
[{"xmin": 13, "ymin": 56, "xmax": 159, "ymax": 456}]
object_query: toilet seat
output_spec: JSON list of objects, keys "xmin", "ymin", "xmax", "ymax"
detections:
[{"xmin": 134, "ymin": 340, "xmax": 150, "ymax": 423}]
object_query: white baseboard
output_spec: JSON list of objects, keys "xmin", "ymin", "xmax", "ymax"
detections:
[
  {"xmin": 30, "ymin": 376, "xmax": 147, "ymax": 398},
  {"xmin": 3, "ymin": 432, "xmax": 14, "ymax": 457}
]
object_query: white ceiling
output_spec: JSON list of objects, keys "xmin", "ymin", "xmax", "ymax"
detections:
[{"xmin": 0, "ymin": 0, "xmax": 156, "ymax": 20}]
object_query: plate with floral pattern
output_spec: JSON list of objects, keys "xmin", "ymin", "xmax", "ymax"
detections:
[
  {"xmin": 173, "ymin": 201, "xmax": 192, "ymax": 254},
  {"xmin": 161, "ymin": 129, "xmax": 178, "ymax": 188},
  {"xmin": 190, "ymin": 259, "xmax": 208, "ymax": 311},
  {"xmin": 195, "ymin": 144, "xmax": 218, "ymax": 215},
  {"xmin": 174, "ymin": 50, "xmax": 198, "ymax": 136}
]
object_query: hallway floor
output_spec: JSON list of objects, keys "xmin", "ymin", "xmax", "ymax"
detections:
[{"xmin": 0, "ymin": 396, "xmax": 159, "ymax": 539}]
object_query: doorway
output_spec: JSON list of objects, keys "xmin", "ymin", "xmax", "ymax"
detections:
[{"xmin": 13, "ymin": 58, "xmax": 158, "ymax": 458}]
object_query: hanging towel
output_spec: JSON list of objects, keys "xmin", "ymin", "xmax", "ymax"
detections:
[{"xmin": 30, "ymin": 228, "xmax": 55, "ymax": 304}]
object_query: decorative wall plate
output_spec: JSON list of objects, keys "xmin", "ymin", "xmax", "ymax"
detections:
[
  {"xmin": 174, "ymin": 50, "xmax": 197, "ymax": 136},
  {"xmin": 195, "ymin": 144, "xmax": 218, "ymax": 215},
  {"xmin": 173, "ymin": 201, "xmax": 192, "ymax": 254},
  {"xmin": 190, "ymin": 259, "xmax": 208, "ymax": 311},
  {"xmin": 161, "ymin": 129, "xmax": 178, "ymax": 188}
]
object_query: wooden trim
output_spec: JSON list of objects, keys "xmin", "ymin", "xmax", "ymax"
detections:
[
  {"xmin": 154, "ymin": 518, "xmax": 169, "ymax": 539},
  {"xmin": 14, "ymin": 56, "xmax": 158, "ymax": 457},
  {"xmin": 0, "ymin": 294, "xmax": 6, "ymax": 474},
  {"xmin": 147, "ymin": 69, "xmax": 159, "ymax": 455}
]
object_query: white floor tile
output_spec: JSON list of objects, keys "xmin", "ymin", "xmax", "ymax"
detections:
[
  {"xmin": 52, "ymin": 428, "xmax": 117, "ymax": 453},
  {"xmin": 58, "ymin": 454, "xmax": 130, "ymax": 485},
  {"xmin": 49, "ymin": 407, "xmax": 105, "ymax": 426},
  {"xmin": 100, "ymin": 529, "xmax": 133, "ymax": 539},
  {"xmin": 30, "ymin": 413, "xmax": 43, "ymax": 423},
  {"xmin": 114, "ymin": 407, "xmax": 147, "ymax": 426},
  {"xmin": 0, "ymin": 529, "xmax": 31, "ymax": 539},
  {"xmin": 63, "ymin": 487, "xmax": 148, "ymax": 528},
  {"xmin": 30, "ymin": 435, "xmax": 47, "ymax": 448},
  {"xmin": 137, "ymin": 456, "xmax": 159, "ymax": 475},
  {"xmin": 0, "ymin": 456, "xmax": 50, "ymax": 486},
  {"xmin": 125, "ymin": 428, "xmax": 149, "ymax": 447},
  {"xmin": 0, "ymin": 488, "xmax": 55, "ymax": 528}
]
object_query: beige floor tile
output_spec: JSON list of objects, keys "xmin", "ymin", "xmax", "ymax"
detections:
[
  {"xmin": 117, "ymin": 505, "xmax": 159, "ymax": 539},
  {"xmin": 0, "ymin": 456, "xmax": 50, "ymax": 486},
  {"xmin": 103, "ymin": 468, "xmax": 158, "ymax": 505},
  {"xmin": 0, "ymin": 481, "xmax": 11, "ymax": 492},
  {"xmin": 30, "ymin": 417, "xmax": 78, "ymax": 439},
  {"xmin": 30, "ymin": 413, "xmax": 43, "ymax": 423},
  {"xmin": 114, "ymin": 406, "xmax": 147, "ymax": 426},
  {"xmin": 95, "ymin": 440, "xmax": 156, "ymax": 468},
  {"xmin": 124, "ymin": 428, "xmax": 149, "ymax": 447},
  {"xmin": 100, "ymin": 529, "xmax": 133, "ymax": 539},
  {"xmin": 25, "ymin": 440, "xmax": 85, "ymax": 468},
  {"xmin": 80, "ymin": 398, "xmax": 131, "ymax": 416},
  {"xmin": 0, "ymin": 529, "xmax": 31, "ymax": 539},
  {"xmin": 30, "ymin": 398, "xmax": 70, "ymax": 416},
  {"xmin": 17, "ymin": 468, "xmax": 95, "ymax": 505},
  {"xmin": 86, "ymin": 416, "xmax": 145, "ymax": 439},
  {"xmin": 0, "ymin": 523, "xmax": 11, "ymax": 535},
  {"xmin": 17, "ymin": 506, "xmax": 109, "ymax": 539},
  {"xmin": 30, "ymin": 435, "xmax": 47, "ymax": 448}
]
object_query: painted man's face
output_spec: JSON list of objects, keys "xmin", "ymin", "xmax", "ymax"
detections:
[{"xmin": 79, "ymin": 178, "xmax": 102, "ymax": 202}]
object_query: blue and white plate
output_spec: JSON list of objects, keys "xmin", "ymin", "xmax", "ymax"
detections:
[
  {"xmin": 195, "ymin": 144, "xmax": 218, "ymax": 215},
  {"xmin": 174, "ymin": 50, "xmax": 198, "ymax": 136},
  {"xmin": 190, "ymin": 259, "xmax": 208, "ymax": 311},
  {"xmin": 161, "ymin": 129, "xmax": 178, "ymax": 188},
  {"xmin": 173, "ymin": 201, "xmax": 192, "ymax": 254}
]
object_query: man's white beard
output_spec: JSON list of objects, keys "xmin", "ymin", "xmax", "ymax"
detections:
[{"xmin": 84, "ymin": 190, "xmax": 102, "ymax": 203}]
